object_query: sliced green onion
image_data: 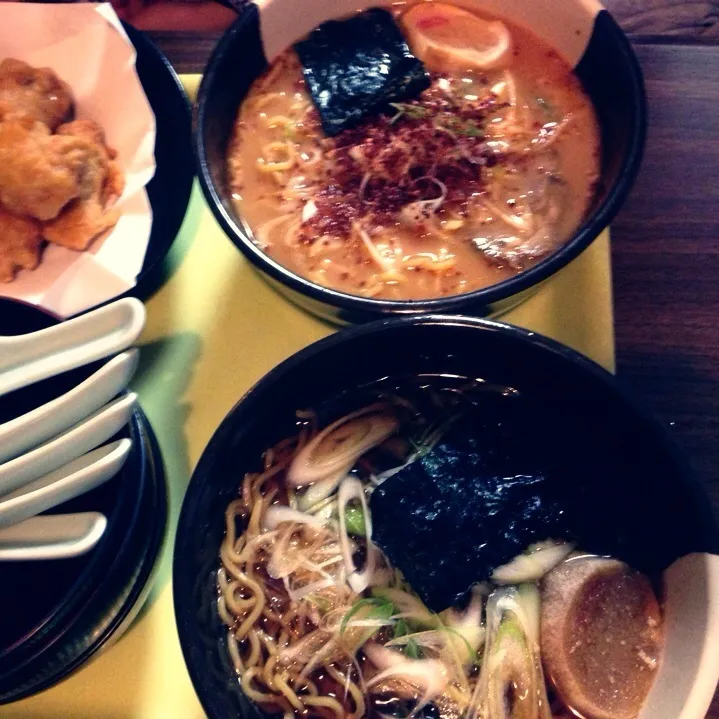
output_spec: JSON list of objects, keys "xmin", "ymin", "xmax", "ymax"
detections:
[
  {"xmin": 404, "ymin": 638, "xmax": 422, "ymax": 659},
  {"xmin": 466, "ymin": 585, "xmax": 551, "ymax": 719},
  {"xmin": 340, "ymin": 597, "xmax": 393, "ymax": 634},
  {"xmin": 491, "ymin": 540, "xmax": 573, "ymax": 585},
  {"xmin": 288, "ymin": 403, "xmax": 399, "ymax": 488},
  {"xmin": 389, "ymin": 102, "xmax": 430, "ymax": 122},
  {"xmin": 344, "ymin": 503, "xmax": 366, "ymax": 536},
  {"xmin": 340, "ymin": 596, "xmax": 395, "ymax": 648}
]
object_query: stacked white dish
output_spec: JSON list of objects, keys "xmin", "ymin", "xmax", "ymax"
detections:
[{"xmin": 0, "ymin": 298, "xmax": 167, "ymax": 703}]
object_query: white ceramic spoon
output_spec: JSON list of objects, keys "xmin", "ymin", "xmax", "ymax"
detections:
[
  {"xmin": 0, "ymin": 298, "xmax": 145, "ymax": 398},
  {"xmin": 0, "ymin": 393, "xmax": 137, "ymax": 498},
  {"xmin": 0, "ymin": 350, "xmax": 139, "ymax": 465},
  {"xmin": 0, "ymin": 439, "xmax": 131, "ymax": 529},
  {"xmin": 0, "ymin": 512, "xmax": 107, "ymax": 561}
]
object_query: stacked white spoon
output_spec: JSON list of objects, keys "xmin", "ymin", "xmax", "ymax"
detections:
[{"xmin": 0, "ymin": 298, "xmax": 145, "ymax": 561}]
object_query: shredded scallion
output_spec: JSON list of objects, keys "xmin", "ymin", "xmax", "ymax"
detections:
[{"xmin": 344, "ymin": 503, "xmax": 367, "ymax": 536}]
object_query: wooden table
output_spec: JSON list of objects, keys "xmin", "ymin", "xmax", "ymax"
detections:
[{"xmin": 148, "ymin": 4, "xmax": 719, "ymax": 715}]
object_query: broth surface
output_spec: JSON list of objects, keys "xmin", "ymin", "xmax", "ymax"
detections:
[{"xmin": 228, "ymin": 3, "xmax": 600, "ymax": 300}]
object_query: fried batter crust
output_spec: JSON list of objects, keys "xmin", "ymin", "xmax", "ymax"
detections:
[
  {"xmin": 0, "ymin": 208, "xmax": 42, "ymax": 282},
  {"xmin": 0, "ymin": 58, "xmax": 73, "ymax": 131},
  {"xmin": 0, "ymin": 119, "xmax": 105, "ymax": 221}
]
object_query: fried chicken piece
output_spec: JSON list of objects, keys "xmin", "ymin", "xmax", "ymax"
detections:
[
  {"xmin": 0, "ymin": 58, "xmax": 73, "ymax": 131},
  {"xmin": 0, "ymin": 119, "xmax": 106, "ymax": 221},
  {"xmin": 42, "ymin": 197, "xmax": 120, "ymax": 251},
  {"xmin": 0, "ymin": 207, "xmax": 43, "ymax": 282},
  {"xmin": 43, "ymin": 120, "xmax": 126, "ymax": 250},
  {"xmin": 103, "ymin": 162, "xmax": 125, "ymax": 206},
  {"xmin": 56, "ymin": 119, "xmax": 125, "ymax": 199},
  {"xmin": 57, "ymin": 120, "xmax": 110, "ymax": 153}
]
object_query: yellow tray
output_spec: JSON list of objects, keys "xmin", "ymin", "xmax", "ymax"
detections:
[{"xmin": 6, "ymin": 76, "xmax": 614, "ymax": 719}]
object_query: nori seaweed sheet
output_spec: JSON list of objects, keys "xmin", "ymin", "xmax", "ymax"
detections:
[
  {"xmin": 294, "ymin": 8, "xmax": 430, "ymax": 136},
  {"xmin": 370, "ymin": 399, "xmax": 569, "ymax": 612},
  {"xmin": 322, "ymin": 373, "xmax": 717, "ymax": 613},
  {"xmin": 370, "ymin": 385, "xmax": 716, "ymax": 613}
]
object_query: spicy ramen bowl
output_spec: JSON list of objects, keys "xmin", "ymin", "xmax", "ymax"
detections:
[
  {"xmin": 174, "ymin": 316, "xmax": 719, "ymax": 719},
  {"xmin": 196, "ymin": 0, "xmax": 645, "ymax": 324}
]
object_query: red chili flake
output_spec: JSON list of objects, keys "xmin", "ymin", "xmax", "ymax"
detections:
[{"xmin": 302, "ymin": 74, "xmax": 502, "ymax": 238}]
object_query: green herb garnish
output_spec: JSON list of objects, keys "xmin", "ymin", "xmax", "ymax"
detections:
[
  {"xmin": 434, "ymin": 114, "xmax": 485, "ymax": 139},
  {"xmin": 340, "ymin": 597, "xmax": 394, "ymax": 635},
  {"xmin": 442, "ymin": 625, "xmax": 479, "ymax": 663},
  {"xmin": 393, "ymin": 618, "xmax": 410, "ymax": 639},
  {"xmin": 454, "ymin": 122, "xmax": 485, "ymax": 138},
  {"xmin": 344, "ymin": 503, "xmax": 366, "ymax": 536},
  {"xmin": 306, "ymin": 594, "xmax": 330, "ymax": 613},
  {"xmin": 389, "ymin": 102, "xmax": 430, "ymax": 124},
  {"xmin": 404, "ymin": 638, "xmax": 422, "ymax": 659}
]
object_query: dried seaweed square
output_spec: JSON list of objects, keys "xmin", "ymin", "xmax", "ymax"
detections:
[
  {"xmin": 294, "ymin": 8, "xmax": 430, "ymax": 136},
  {"xmin": 370, "ymin": 404, "xmax": 567, "ymax": 611}
]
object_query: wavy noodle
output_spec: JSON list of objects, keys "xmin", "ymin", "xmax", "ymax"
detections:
[
  {"xmin": 218, "ymin": 595, "xmax": 235, "ymax": 627},
  {"xmin": 274, "ymin": 673, "xmax": 306, "ymax": 711},
  {"xmin": 267, "ymin": 115, "xmax": 294, "ymax": 129},
  {"xmin": 354, "ymin": 223, "xmax": 395, "ymax": 271},
  {"xmin": 257, "ymin": 141, "xmax": 297, "ymax": 173},
  {"xmin": 255, "ymin": 213, "xmax": 295, "ymax": 248},
  {"xmin": 219, "ymin": 429, "xmax": 362, "ymax": 718},
  {"xmin": 376, "ymin": 269, "xmax": 408, "ymax": 284},
  {"xmin": 326, "ymin": 664, "xmax": 366, "ymax": 719},
  {"xmin": 402, "ymin": 253, "xmax": 457, "ymax": 273},
  {"xmin": 241, "ymin": 631, "xmax": 263, "ymax": 667},
  {"xmin": 308, "ymin": 236, "xmax": 345, "ymax": 258},
  {"xmin": 242, "ymin": 667, "xmax": 285, "ymax": 705},
  {"xmin": 303, "ymin": 695, "xmax": 346, "ymax": 718}
]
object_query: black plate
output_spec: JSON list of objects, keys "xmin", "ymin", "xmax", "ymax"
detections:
[
  {"xmin": 173, "ymin": 315, "xmax": 719, "ymax": 719},
  {"xmin": 0, "ymin": 298, "xmax": 167, "ymax": 703},
  {"xmin": 121, "ymin": 23, "xmax": 195, "ymax": 301}
]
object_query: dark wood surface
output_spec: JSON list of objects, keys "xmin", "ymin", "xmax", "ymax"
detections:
[
  {"xmin": 610, "ymin": 0, "xmax": 719, "ymax": 38},
  {"xmin": 148, "ymin": 4, "xmax": 719, "ymax": 714}
]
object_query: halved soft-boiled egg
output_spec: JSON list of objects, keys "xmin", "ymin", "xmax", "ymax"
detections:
[{"xmin": 401, "ymin": 2, "xmax": 512, "ymax": 72}]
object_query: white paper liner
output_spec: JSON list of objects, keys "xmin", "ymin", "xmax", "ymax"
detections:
[{"xmin": 0, "ymin": 2, "xmax": 156, "ymax": 318}]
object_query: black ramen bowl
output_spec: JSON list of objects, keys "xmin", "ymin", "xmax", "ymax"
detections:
[
  {"xmin": 174, "ymin": 316, "xmax": 719, "ymax": 719},
  {"xmin": 196, "ymin": 0, "xmax": 646, "ymax": 324},
  {"xmin": 0, "ymin": 299, "xmax": 167, "ymax": 703}
]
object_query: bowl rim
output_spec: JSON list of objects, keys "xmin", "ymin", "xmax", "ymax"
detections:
[
  {"xmin": 195, "ymin": 2, "xmax": 647, "ymax": 314},
  {"xmin": 173, "ymin": 314, "xmax": 719, "ymax": 719},
  {"xmin": 122, "ymin": 22, "xmax": 195, "ymax": 302}
]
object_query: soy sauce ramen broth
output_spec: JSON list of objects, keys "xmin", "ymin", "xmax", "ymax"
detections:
[
  {"xmin": 227, "ymin": 3, "xmax": 601, "ymax": 300},
  {"xmin": 217, "ymin": 374, "xmax": 665, "ymax": 719}
]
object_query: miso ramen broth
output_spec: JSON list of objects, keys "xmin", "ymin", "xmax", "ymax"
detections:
[{"xmin": 228, "ymin": 3, "xmax": 601, "ymax": 300}]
